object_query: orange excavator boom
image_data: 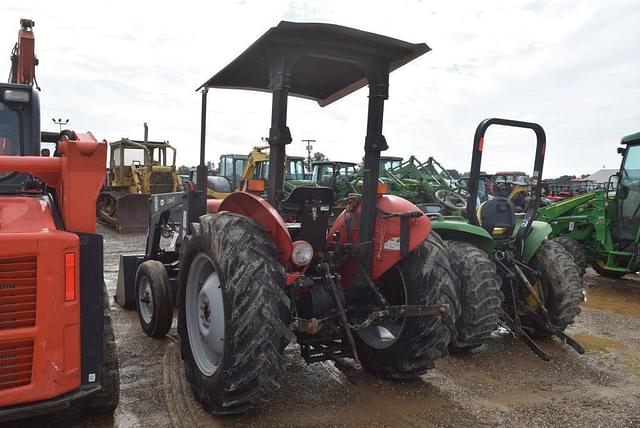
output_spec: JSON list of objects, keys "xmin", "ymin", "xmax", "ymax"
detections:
[{"xmin": 9, "ymin": 18, "xmax": 37, "ymax": 86}]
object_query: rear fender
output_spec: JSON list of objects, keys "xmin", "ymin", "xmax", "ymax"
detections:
[
  {"xmin": 519, "ymin": 220, "xmax": 552, "ymax": 263},
  {"xmin": 218, "ymin": 192, "xmax": 292, "ymax": 264},
  {"xmin": 329, "ymin": 194, "xmax": 431, "ymax": 280},
  {"xmin": 430, "ymin": 219, "xmax": 494, "ymax": 254},
  {"xmin": 207, "ymin": 199, "xmax": 223, "ymax": 213}
]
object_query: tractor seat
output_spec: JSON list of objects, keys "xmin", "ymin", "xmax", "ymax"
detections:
[
  {"xmin": 477, "ymin": 197, "xmax": 516, "ymax": 240},
  {"xmin": 280, "ymin": 186, "xmax": 334, "ymax": 252}
]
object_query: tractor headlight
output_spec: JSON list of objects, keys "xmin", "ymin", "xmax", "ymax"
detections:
[{"xmin": 291, "ymin": 240, "xmax": 314, "ymax": 267}]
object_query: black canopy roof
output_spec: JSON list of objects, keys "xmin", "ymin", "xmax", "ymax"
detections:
[{"xmin": 198, "ymin": 21, "xmax": 430, "ymax": 107}]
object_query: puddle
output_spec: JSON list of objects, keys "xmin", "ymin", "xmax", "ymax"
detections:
[
  {"xmin": 572, "ymin": 334, "xmax": 640, "ymax": 376},
  {"xmin": 584, "ymin": 286, "xmax": 640, "ymax": 318}
]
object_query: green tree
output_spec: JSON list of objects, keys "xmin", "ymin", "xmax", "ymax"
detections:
[
  {"xmin": 312, "ymin": 152, "xmax": 328, "ymax": 162},
  {"xmin": 178, "ymin": 165, "xmax": 191, "ymax": 175}
]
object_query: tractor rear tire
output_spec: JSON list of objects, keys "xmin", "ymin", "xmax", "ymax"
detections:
[
  {"xmin": 177, "ymin": 213, "xmax": 290, "ymax": 414},
  {"xmin": 526, "ymin": 240, "xmax": 583, "ymax": 334},
  {"xmin": 355, "ymin": 232, "xmax": 460, "ymax": 379},
  {"xmin": 135, "ymin": 260, "xmax": 174, "ymax": 338},
  {"xmin": 553, "ymin": 236, "xmax": 587, "ymax": 277},
  {"xmin": 445, "ymin": 241, "xmax": 503, "ymax": 352}
]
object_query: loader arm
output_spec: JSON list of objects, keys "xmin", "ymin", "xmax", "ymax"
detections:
[{"xmin": 536, "ymin": 191, "xmax": 598, "ymax": 223}]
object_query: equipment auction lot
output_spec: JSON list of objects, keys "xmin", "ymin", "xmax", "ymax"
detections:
[{"xmin": 11, "ymin": 224, "xmax": 640, "ymax": 427}]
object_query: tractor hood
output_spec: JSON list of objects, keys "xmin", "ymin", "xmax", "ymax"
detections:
[{"xmin": 198, "ymin": 21, "xmax": 430, "ymax": 106}]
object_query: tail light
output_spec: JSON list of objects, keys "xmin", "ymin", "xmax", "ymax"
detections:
[
  {"xmin": 64, "ymin": 253, "xmax": 76, "ymax": 301},
  {"xmin": 246, "ymin": 179, "xmax": 266, "ymax": 193},
  {"xmin": 377, "ymin": 183, "xmax": 388, "ymax": 194}
]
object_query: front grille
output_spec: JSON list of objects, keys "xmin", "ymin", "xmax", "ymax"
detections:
[
  {"xmin": 0, "ymin": 340, "xmax": 33, "ymax": 390},
  {"xmin": 0, "ymin": 256, "xmax": 37, "ymax": 330}
]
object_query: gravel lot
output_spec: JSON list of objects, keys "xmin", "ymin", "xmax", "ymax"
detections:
[{"xmin": 8, "ymin": 224, "xmax": 640, "ymax": 427}]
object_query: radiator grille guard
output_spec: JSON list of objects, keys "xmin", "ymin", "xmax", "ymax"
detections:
[{"xmin": 0, "ymin": 256, "xmax": 37, "ymax": 330}]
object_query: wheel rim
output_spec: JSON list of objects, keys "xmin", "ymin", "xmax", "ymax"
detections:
[
  {"xmin": 185, "ymin": 253, "xmax": 225, "ymax": 376},
  {"xmin": 138, "ymin": 276, "xmax": 153, "ymax": 324},
  {"xmin": 357, "ymin": 266, "xmax": 407, "ymax": 350}
]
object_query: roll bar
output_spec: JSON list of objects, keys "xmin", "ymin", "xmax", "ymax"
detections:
[{"xmin": 466, "ymin": 118, "xmax": 546, "ymax": 254}]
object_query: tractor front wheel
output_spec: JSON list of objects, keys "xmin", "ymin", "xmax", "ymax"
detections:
[
  {"xmin": 355, "ymin": 232, "xmax": 460, "ymax": 379},
  {"xmin": 135, "ymin": 260, "xmax": 174, "ymax": 338},
  {"xmin": 592, "ymin": 258, "xmax": 626, "ymax": 278},
  {"xmin": 525, "ymin": 240, "xmax": 583, "ymax": 335},
  {"xmin": 177, "ymin": 213, "xmax": 290, "ymax": 414},
  {"xmin": 445, "ymin": 241, "xmax": 503, "ymax": 352}
]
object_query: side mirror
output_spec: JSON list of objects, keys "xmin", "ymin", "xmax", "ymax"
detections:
[{"xmin": 618, "ymin": 147, "xmax": 625, "ymax": 155}]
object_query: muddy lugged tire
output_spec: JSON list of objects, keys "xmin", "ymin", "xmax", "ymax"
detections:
[
  {"xmin": 177, "ymin": 212, "xmax": 290, "ymax": 414},
  {"xmin": 528, "ymin": 240, "xmax": 583, "ymax": 333},
  {"xmin": 63, "ymin": 285, "xmax": 119, "ymax": 419},
  {"xmin": 135, "ymin": 260, "xmax": 173, "ymax": 338},
  {"xmin": 355, "ymin": 232, "xmax": 460, "ymax": 379},
  {"xmin": 445, "ymin": 241, "xmax": 503, "ymax": 351},
  {"xmin": 553, "ymin": 236, "xmax": 587, "ymax": 278}
]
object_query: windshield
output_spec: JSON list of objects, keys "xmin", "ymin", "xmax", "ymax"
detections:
[
  {"xmin": 380, "ymin": 159, "xmax": 401, "ymax": 171},
  {"xmin": 114, "ymin": 147, "xmax": 145, "ymax": 166},
  {"xmin": 622, "ymin": 145, "xmax": 640, "ymax": 179},
  {"xmin": 287, "ymin": 159, "xmax": 306, "ymax": 180},
  {"xmin": 0, "ymin": 102, "xmax": 21, "ymax": 179},
  {"xmin": 616, "ymin": 144, "xmax": 640, "ymax": 240}
]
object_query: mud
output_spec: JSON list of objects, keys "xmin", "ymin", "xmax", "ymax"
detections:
[{"xmin": 8, "ymin": 226, "xmax": 640, "ymax": 427}]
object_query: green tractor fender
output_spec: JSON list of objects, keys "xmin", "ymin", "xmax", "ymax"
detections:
[
  {"xmin": 518, "ymin": 220, "xmax": 552, "ymax": 263},
  {"xmin": 430, "ymin": 218, "xmax": 494, "ymax": 254}
]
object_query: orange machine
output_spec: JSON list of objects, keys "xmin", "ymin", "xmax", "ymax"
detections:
[{"xmin": 0, "ymin": 19, "xmax": 119, "ymax": 421}]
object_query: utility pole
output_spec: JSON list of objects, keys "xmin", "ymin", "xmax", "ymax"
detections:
[
  {"xmin": 302, "ymin": 139, "xmax": 315, "ymax": 171},
  {"xmin": 52, "ymin": 117, "xmax": 69, "ymax": 132}
]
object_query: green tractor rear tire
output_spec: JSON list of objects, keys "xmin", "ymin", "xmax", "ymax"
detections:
[
  {"xmin": 355, "ymin": 232, "xmax": 461, "ymax": 379},
  {"xmin": 524, "ymin": 240, "xmax": 583, "ymax": 335},
  {"xmin": 445, "ymin": 241, "xmax": 503, "ymax": 352},
  {"xmin": 178, "ymin": 213, "xmax": 290, "ymax": 414},
  {"xmin": 552, "ymin": 236, "xmax": 587, "ymax": 278}
]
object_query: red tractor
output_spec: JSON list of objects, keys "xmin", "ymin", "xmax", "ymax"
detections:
[
  {"xmin": 0, "ymin": 19, "xmax": 119, "ymax": 422},
  {"xmin": 117, "ymin": 21, "xmax": 460, "ymax": 414}
]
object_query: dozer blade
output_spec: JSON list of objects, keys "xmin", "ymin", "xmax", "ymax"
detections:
[{"xmin": 99, "ymin": 193, "xmax": 150, "ymax": 233}]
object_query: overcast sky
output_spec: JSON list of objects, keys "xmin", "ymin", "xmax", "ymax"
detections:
[{"xmin": 2, "ymin": 0, "xmax": 638, "ymax": 177}]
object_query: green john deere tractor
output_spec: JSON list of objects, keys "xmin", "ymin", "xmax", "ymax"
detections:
[
  {"xmin": 536, "ymin": 131, "xmax": 640, "ymax": 278},
  {"xmin": 430, "ymin": 118, "xmax": 585, "ymax": 360},
  {"xmin": 353, "ymin": 155, "xmax": 468, "ymax": 213},
  {"xmin": 383, "ymin": 155, "xmax": 467, "ymax": 212}
]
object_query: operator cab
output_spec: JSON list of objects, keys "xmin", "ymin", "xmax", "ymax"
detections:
[
  {"xmin": 614, "ymin": 135, "xmax": 640, "ymax": 251},
  {"xmin": 311, "ymin": 161, "xmax": 357, "ymax": 193},
  {"xmin": 0, "ymin": 84, "xmax": 41, "ymax": 191}
]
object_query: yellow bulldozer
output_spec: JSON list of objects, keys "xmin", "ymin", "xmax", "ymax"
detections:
[{"xmin": 97, "ymin": 123, "xmax": 183, "ymax": 232}]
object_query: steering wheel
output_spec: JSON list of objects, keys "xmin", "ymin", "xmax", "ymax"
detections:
[{"xmin": 434, "ymin": 189, "xmax": 467, "ymax": 210}]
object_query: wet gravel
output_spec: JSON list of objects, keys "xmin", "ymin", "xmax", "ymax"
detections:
[{"xmin": 6, "ymin": 225, "xmax": 640, "ymax": 427}]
